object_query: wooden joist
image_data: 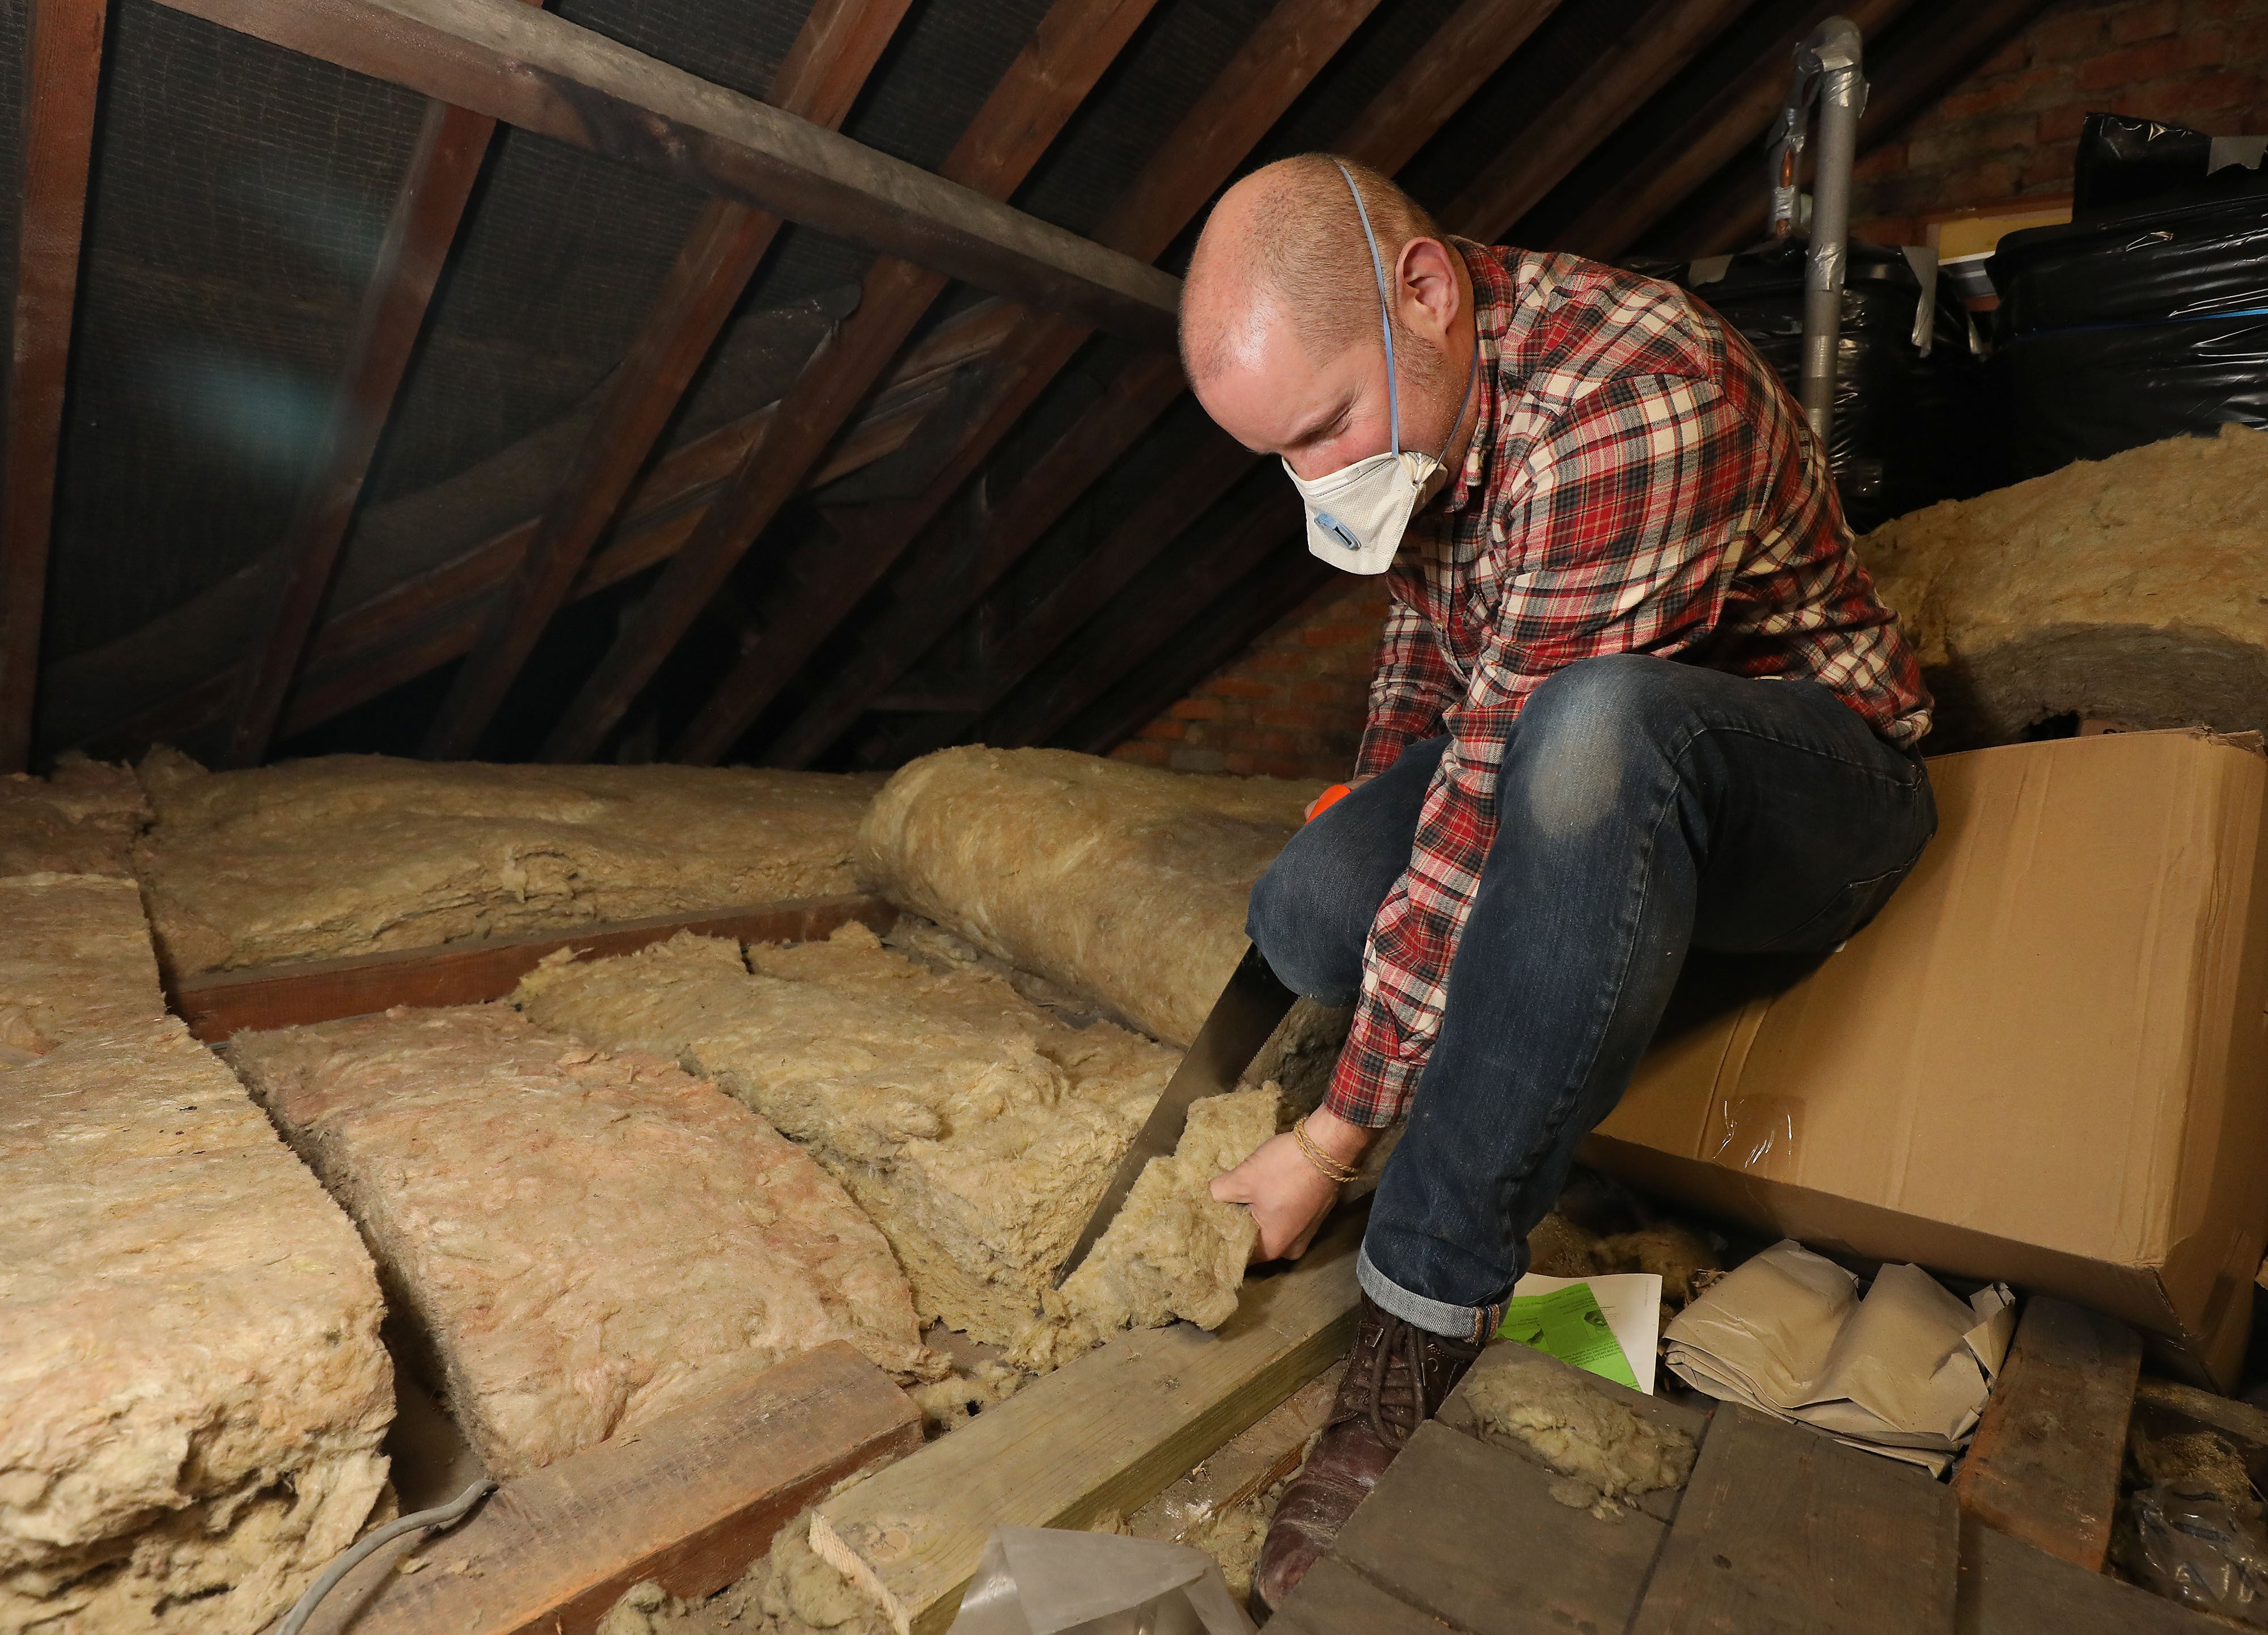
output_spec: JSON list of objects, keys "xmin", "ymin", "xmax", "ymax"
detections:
[
  {"xmin": 730, "ymin": 0, "xmax": 1548, "ymax": 771},
  {"xmin": 810, "ymin": 1208, "xmax": 1366, "ymax": 1635},
  {"xmin": 223, "ymin": 91, "xmax": 509, "ymax": 770},
  {"xmin": 169, "ymin": 892, "xmax": 895, "ymax": 1042},
  {"xmin": 2, "ymin": 0, "xmax": 109, "ymax": 775},
  {"xmin": 1950, "ymin": 1297, "xmax": 2142, "ymax": 1573},
  {"xmin": 296, "ymin": 1342, "xmax": 920, "ymax": 1635},
  {"xmin": 537, "ymin": 0, "xmax": 1166, "ymax": 764},
  {"xmin": 143, "ymin": 0, "xmax": 1180, "ymax": 347},
  {"xmin": 1552, "ymin": 0, "xmax": 1924, "ymax": 261},
  {"xmin": 417, "ymin": 0, "xmax": 919, "ymax": 761}
]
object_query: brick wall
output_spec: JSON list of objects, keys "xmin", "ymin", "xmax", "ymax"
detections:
[
  {"xmin": 1111, "ymin": 577, "xmax": 1388, "ymax": 781},
  {"xmin": 1849, "ymin": 0, "xmax": 2268, "ymax": 239}
]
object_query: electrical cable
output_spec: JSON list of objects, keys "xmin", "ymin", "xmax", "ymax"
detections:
[{"xmin": 275, "ymin": 1477, "xmax": 496, "ymax": 1635}]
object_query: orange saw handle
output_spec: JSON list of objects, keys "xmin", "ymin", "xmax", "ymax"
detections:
[{"xmin": 1305, "ymin": 783, "xmax": 1353, "ymax": 822}]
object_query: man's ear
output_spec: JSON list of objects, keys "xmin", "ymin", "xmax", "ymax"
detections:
[{"xmin": 1394, "ymin": 235, "xmax": 1462, "ymax": 344}]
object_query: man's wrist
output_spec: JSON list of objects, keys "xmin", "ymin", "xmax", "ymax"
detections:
[{"xmin": 1301, "ymin": 1106, "xmax": 1377, "ymax": 1165}]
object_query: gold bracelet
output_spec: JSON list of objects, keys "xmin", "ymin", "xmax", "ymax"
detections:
[{"xmin": 1292, "ymin": 1117, "xmax": 1361, "ymax": 1185}]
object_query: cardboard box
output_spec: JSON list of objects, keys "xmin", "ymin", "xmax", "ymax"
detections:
[{"xmin": 1586, "ymin": 729, "xmax": 2268, "ymax": 1389}]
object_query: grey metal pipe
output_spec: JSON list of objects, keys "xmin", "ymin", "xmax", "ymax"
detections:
[{"xmin": 1791, "ymin": 17, "xmax": 1867, "ymax": 442}]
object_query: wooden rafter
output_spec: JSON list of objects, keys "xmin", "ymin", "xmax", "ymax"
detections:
[
  {"xmin": 532, "ymin": 0, "xmax": 1162, "ymax": 764},
  {"xmin": 1, "ymin": 0, "xmax": 108, "ymax": 774},
  {"xmin": 841, "ymin": 0, "xmax": 1690, "ymax": 770},
  {"xmin": 686, "ymin": 0, "xmax": 1412, "ymax": 769},
  {"xmin": 221, "ymin": 91, "xmax": 510, "ymax": 769},
  {"xmin": 984, "ymin": 482, "xmax": 1303, "ymax": 749},
  {"xmin": 1065, "ymin": 531, "xmax": 1331, "ymax": 757},
  {"xmin": 1675, "ymin": 0, "xmax": 2061, "ymax": 255},
  {"xmin": 1441, "ymin": 0, "xmax": 1757, "ymax": 242},
  {"xmin": 146, "ymin": 0, "xmax": 1179, "ymax": 345},
  {"xmin": 418, "ymin": 0, "xmax": 920, "ymax": 760},
  {"xmin": 66, "ymin": 301, "xmax": 1022, "ymax": 759},
  {"xmin": 1552, "ymin": 0, "xmax": 1923, "ymax": 260}
]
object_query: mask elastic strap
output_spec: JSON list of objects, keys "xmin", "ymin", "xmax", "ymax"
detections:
[
  {"xmin": 1437, "ymin": 327, "xmax": 1479, "ymax": 471},
  {"xmin": 1334, "ymin": 160, "xmax": 1401, "ymax": 460}
]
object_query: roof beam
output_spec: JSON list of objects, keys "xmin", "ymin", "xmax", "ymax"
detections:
[
  {"xmin": 417, "ymin": 0, "xmax": 920, "ymax": 760},
  {"xmin": 1551, "ymin": 0, "xmax": 1922, "ymax": 261},
  {"xmin": 1063, "ymin": 530, "xmax": 1331, "ymax": 757},
  {"xmin": 722, "ymin": 0, "xmax": 1545, "ymax": 769},
  {"xmin": 66, "ymin": 301, "xmax": 1017, "ymax": 758},
  {"xmin": 983, "ymin": 481, "xmax": 1301, "ymax": 750},
  {"xmin": 656, "ymin": 0, "xmax": 1415, "ymax": 767},
  {"xmin": 1441, "ymin": 0, "xmax": 1756, "ymax": 242},
  {"xmin": 221, "ymin": 91, "xmax": 508, "ymax": 768},
  {"xmin": 1675, "ymin": 0, "xmax": 2059, "ymax": 256},
  {"xmin": 2, "ymin": 0, "xmax": 108, "ymax": 774},
  {"xmin": 534, "ymin": 0, "xmax": 1163, "ymax": 763},
  {"xmin": 145, "ymin": 0, "xmax": 1180, "ymax": 345},
  {"xmin": 808, "ymin": 0, "xmax": 1591, "ymax": 771}
]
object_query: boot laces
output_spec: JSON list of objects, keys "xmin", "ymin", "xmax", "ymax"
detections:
[{"xmin": 1354, "ymin": 1308, "xmax": 1484, "ymax": 1450}]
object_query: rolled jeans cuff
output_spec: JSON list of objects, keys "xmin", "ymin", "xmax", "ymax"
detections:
[{"xmin": 1356, "ymin": 1243, "xmax": 1504, "ymax": 1346}]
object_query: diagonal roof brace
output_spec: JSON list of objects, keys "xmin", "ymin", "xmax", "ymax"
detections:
[{"xmin": 150, "ymin": 0, "xmax": 1183, "ymax": 348}]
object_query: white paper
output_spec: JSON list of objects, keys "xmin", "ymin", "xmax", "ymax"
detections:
[{"xmin": 1509, "ymin": 1270, "xmax": 1664, "ymax": 1395}]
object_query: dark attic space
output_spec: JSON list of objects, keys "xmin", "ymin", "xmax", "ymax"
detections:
[{"xmin": 4, "ymin": 0, "xmax": 2268, "ymax": 1630}]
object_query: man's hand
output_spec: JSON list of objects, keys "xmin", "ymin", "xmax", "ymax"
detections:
[{"xmin": 1211, "ymin": 1106, "xmax": 1377, "ymax": 1261}]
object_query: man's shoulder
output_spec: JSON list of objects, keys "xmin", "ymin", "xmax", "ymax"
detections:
[{"xmin": 1474, "ymin": 244, "xmax": 1724, "ymax": 409}]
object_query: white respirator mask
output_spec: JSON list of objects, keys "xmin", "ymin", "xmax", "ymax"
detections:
[{"xmin": 1287, "ymin": 162, "xmax": 1479, "ymax": 576}]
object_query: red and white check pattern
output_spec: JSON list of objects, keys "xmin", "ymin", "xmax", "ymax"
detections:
[{"xmin": 1327, "ymin": 243, "xmax": 1932, "ymax": 1128}]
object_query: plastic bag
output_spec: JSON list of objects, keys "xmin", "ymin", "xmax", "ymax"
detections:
[
  {"xmin": 2074, "ymin": 114, "xmax": 2220, "ymax": 215},
  {"xmin": 1988, "ymin": 158, "xmax": 2268, "ymax": 474},
  {"xmin": 2114, "ymin": 1482, "xmax": 2268, "ymax": 1625},
  {"xmin": 946, "ymin": 1526, "xmax": 1256, "ymax": 1635}
]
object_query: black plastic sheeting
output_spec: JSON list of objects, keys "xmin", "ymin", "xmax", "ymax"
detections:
[
  {"xmin": 1990, "ymin": 136, "xmax": 2268, "ymax": 475},
  {"xmin": 1641, "ymin": 240, "xmax": 1999, "ymax": 534}
]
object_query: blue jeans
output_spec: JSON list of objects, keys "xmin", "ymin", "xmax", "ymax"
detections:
[{"xmin": 1246, "ymin": 654, "xmax": 1938, "ymax": 1341}]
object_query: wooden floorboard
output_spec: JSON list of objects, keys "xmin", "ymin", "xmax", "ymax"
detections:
[
  {"xmin": 1272, "ymin": 1555, "xmax": 1475, "ymax": 1634},
  {"xmin": 298, "ymin": 1342, "xmax": 920, "ymax": 1635},
  {"xmin": 170, "ymin": 893, "xmax": 896, "ymax": 1040},
  {"xmin": 1335, "ymin": 1419, "xmax": 1671, "ymax": 1635},
  {"xmin": 1952, "ymin": 1297, "xmax": 2142, "ymax": 1571},
  {"xmin": 1956, "ymin": 1515, "xmax": 2216, "ymax": 1634},
  {"xmin": 1627, "ymin": 1405, "xmax": 1960, "ymax": 1635},
  {"xmin": 810, "ymin": 1209, "xmax": 1366, "ymax": 1635}
]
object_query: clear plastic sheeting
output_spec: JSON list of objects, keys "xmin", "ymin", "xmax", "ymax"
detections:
[
  {"xmin": 946, "ymin": 1527, "xmax": 1256, "ymax": 1635},
  {"xmin": 2114, "ymin": 1484, "xmax": 2268, "ymax": 1625}
]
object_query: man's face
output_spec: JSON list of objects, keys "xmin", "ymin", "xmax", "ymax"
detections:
[{"xmin": 1188, "ymin": 253, "xmax": 1465, "ymax": 485}]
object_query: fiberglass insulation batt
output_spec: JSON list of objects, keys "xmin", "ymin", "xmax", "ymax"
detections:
[
  {"xmin": 225, "ymin": 1003, "xmax": 940, "ymax": 1477},
  {"xmin": 0, "ymin": 1020, "xmax": 393, "ymax": 1635},
  {"xmin": 514, "ymin": 923, "xmax": 1180, "ymax": 1345},
  {"xmin": 856, "ymin": 748, "xmax": 1323, "ymax": 1047},
  {"xmin": 133, "ymin": 749, "xmax": 881, "ymax": 976},
  {"xmin": 0, "ymin": 758, "xmax": 147, "ymax": 879},
  {"xmin": 1857, "ymin": 423, "xmax": 2268, "ymax": 746}
]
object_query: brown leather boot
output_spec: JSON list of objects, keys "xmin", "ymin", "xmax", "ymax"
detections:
[{"xmin": 1250, "ymin": 1294, "xmax": 1486, "ymax": 1617}]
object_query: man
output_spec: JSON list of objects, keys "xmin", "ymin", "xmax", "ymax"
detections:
[{"xmin": 1184, "ymin": 154, "xmax": 1937, "ymax": 1612}]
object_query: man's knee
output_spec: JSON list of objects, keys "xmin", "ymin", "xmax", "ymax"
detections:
[
  {"xmin": 1512, "ymin": 656, "xmax": 1697, "ymax": 841},
  {"xmin": 1247, "ymin": 822, "xmax": 1376, "ymax": 1003}
]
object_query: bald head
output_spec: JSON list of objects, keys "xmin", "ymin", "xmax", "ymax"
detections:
[
  {"xmin": 1183, "ymin": 155, "xmax": 1442, "ymax": 382},
  {"xmin": 1179, "ymin": 154, "xmax": 1474, "ymax": 483}
]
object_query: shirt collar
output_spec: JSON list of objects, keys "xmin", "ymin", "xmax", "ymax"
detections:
[{"xmin": 1435, "ymin": 239, "xmax": 1516, "ymax": 516}]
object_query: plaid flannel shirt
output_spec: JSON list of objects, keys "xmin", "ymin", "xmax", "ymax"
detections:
[{"xmin": 1325, "ymin": 243, "xmax": 1931, "ymax": 1129}]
